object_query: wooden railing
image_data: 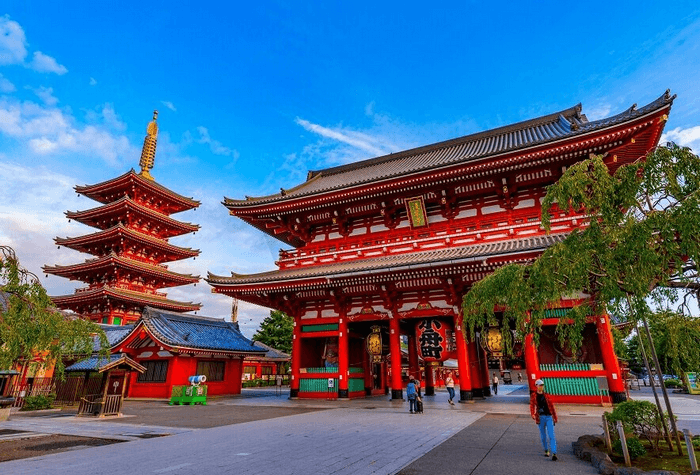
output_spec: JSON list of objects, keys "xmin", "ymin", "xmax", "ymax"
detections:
[
  {"xmin": 78, "ymin": 394, "xmax": 122, "ymax": 417},
  {"xmin": 102, "ymin": 395, "xmax": 122, "ymax": 416},
  {"xmin": 78, "ymin": 394, "xmax": 102, "ymax": 416}
]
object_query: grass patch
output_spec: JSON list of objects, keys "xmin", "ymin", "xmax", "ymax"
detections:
[{"xmin": 608, "ymin": 441, "xmax": 699, "ymax": 475}]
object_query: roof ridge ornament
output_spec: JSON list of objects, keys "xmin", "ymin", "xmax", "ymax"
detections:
[{"xmin": 139, "ymin": 110, "xmax": 159, "ymax": 181}]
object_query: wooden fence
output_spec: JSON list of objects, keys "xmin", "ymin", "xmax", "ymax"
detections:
[{"xmin": 9, "ymin": 375, "xmax": 103, "ymax": 408}]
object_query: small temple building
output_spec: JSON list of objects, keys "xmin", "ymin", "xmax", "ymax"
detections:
[
  {"xmin": 44, "ymin": 111, "xmax": 202, "ymax": 325},
  {"xmin": 207, "ymin": 91, "xmax": 675, "ymax": 404},
  {"xmin": 67, "ymin": 307, "xmax": 265, "ymax": 399},
  {"xmin": 243, "ymin": 341, "xmax": 291, "ymax": 382}
]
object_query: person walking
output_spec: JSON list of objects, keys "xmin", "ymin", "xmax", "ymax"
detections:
[
  {"xmin": 530, "ymin": 379, "xmax": 558, "ymax": 461},
  {"xmin": 406, "ymin": 379, "xmax": 418, "ymax": 414},
  {"xmin": 445, "ymin": 371, "xmax": 456, "ymax": 405},
  {"xmin": 517, "ymin": 372, "xmax": 523, "ymax": 383},
  {"xmin": 492, "ymin": 372, "xmax": 499, "ymax": 395},
  {"xmin": 415, "ymin": 378, "xmax": 423, "ymax": 413}
]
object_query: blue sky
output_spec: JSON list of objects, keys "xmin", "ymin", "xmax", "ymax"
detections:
[{"xmin": 1, "ymin": 2, "xmax": 700, "ymax": 336}]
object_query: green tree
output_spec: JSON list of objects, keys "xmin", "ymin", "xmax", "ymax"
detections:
[
  {"xmin": 626, "ymin": 311, "xmax": 700, "ymax": 376},
  {"xmin": 462, "ymin": 144, "xmax": 700, "ymax": 358},
  {"xmin": 461, "ymin": 144, "xmax": 700, "ymax": 454},
  {"xmin": 252, "ymin": 310, "xmax": 293, "ymax": 354},
  {"xmin": 0, "ymin": 246, "xmax": 106, "ymax": 378}
]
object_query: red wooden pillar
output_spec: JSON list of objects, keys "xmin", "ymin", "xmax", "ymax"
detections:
[
  {"xmin": 481, "ymin": 346, "xmax": 491, "ymax": 396},
  {"xmin": 338, "ymin": 316, "xmax": 349, "ymax": 398},
  {"xmin": 290, "ymin": 321, "xmax": 301, "ymax": 398},
  {"xmin": 424, "ymin": 362, "xmax": 435, "ymax": 395},
  {"xmin": 524, "ymin": 333, "xmax": 540, "ymax": 393},
  {"xmin": 389, "ymin": 316, "xmax": 403, "ymax": 400},
  {"xmin": 455, "ymin": 315, "xmax": 473, "ymax": 401},
  {"xmin": 407, "ymin": 332, "xmax": 419, "ymax": 380},
  {"xmin": 596, "ymin": 314, "xmax": 626, "ymax": 402},
  {"xmin": 467, "ymin": 340, "xmax": 483, "ymax": 397}
]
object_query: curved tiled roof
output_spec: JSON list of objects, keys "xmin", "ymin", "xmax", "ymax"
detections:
[
  {"xmin": 43, "ymin": 253, "xmax": 200, "ymax": 286},
  {"xmin": 66, "ymin": 196, "xmax": 200, "ymax": 236},
  {"xmin": 75, "ymin": 169, "xmax": 200, "ymax": 212},
  {"xmin": 226, "ymin": 91, "xmax": 674, "ymax": 208},
  {"xmin": 50, "ymin": 286, "xmax": 201, "ymax": 312},
  {"xmin": 65, "ymin": 354, "xmax": 145, "ymax": 373},
  {"xmin": 94, "ymin": 323, "xmax": 136, "ymax": 351},
  {"xmin": 207, "ymin": 233, "xmax": 567, "ymax": 286},
  {"xmin": 252, "ymin": 341, "xmax": 291, "ymax": 361},
  {"xmin": 141, "ymin": 307, "xmax": 265, "ymax": 354},
  {"xmin": 54, "ymin": 224, "xmax": 200, "ymax": 261}
]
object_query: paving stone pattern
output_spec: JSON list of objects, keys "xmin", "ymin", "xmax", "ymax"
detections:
[{"xmin": 1, "ymin": 408, "xmax": 483, "ymax": 475}]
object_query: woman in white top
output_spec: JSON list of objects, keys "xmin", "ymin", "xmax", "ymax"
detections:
[{"xmin": 445, "ymin": 371, "xmax": 456, "ymax": 405}]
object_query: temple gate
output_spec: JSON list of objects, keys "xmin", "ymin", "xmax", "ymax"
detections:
[{"xmin": 208, "ymin": 92, "xmax": 675, "ymax": 404}]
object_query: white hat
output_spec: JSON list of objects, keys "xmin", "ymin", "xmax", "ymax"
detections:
[{"xmin": 535, "ymin": 379, "xmax": 544, "ymax": 386}]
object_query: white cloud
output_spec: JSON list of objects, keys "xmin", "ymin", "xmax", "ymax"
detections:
[
  {"xmin": 196, "ymin": 126, "xmax": 239, "ymax": 158},
  {"xmin": 0, "ymin": 96, "xmax": 138, "ymax": 166},
  {"xmin": 0, "ymin": 15, "xmax": 28, "ymax": 65},
  {"xmin": 161, "ymin": 100, "xmax": 176, "ymax": 112},
  {"xmin": 661, "ymin": 125, "xmax": 700, "ymax": 153},
  {"xmin": 89, "ymin": 77, "xmax": 97, "ymax": 86},
  {"xmin": 29, "ymin": 51, "xmax": 68, "ymax": 75},
  {"xmin": 0, "ymin": 73, "xmax": 15, "ymax": 93},
  {"xmin": 30, "ymin": 86, "xmax": 59, "ymax": 106},
  {"xmin": 585, "ymin": 103, "xmax": 612, "ymax": 121},
  {"xmin": 295, "ymin": 117, "xmax": 391, "ymax": 156}
]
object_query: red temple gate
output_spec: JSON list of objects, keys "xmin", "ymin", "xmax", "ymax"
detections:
[{"xmin": 208, "ymin": 92, "xmax": 675, "ymax": 404}]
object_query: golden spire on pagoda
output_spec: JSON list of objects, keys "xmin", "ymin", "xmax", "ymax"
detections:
[{"xmin": 139, "ymin": 110, "xmax": 158, "ymax": 181}]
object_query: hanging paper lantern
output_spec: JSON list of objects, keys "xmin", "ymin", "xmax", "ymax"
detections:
[
  {"xmin": 366, "ymin": 325, "xmax": 383, "ymax": 363},
  {"xmin": 415, "ymin": 318, "xmax": 457, "ymax": 362}
]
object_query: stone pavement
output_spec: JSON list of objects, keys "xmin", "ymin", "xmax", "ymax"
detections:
[
  {"xmin": 1, "ymin": 385, "xmax": 698, "ymax": 475},
  {"xmin": 399, "ymin": 413, "xmax": 600, "ymax": 475},
  {"xmin": 1, "ymin": 406, "xmax": 483, "ymax": 475}
]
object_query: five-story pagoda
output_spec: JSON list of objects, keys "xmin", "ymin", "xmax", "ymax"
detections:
[{"xmin": 44, "ymin": 111, "xmax": 202, "ymax": 325}]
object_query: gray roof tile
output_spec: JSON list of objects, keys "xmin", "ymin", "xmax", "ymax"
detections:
[
  {"xmin": 226, "ymin": 91, "xmax": 674, "ymax": 208},
  {"xmin": 207, "ymin": 233, "xmax": 567, "ymax": 286},
  {"xmin": 141, "ymin": 307, "xmax": 265, "ymax": 354}
]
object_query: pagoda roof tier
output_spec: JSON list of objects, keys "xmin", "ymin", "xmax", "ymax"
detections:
[
  {"xmin": 208, "ymin": 232, "xmax": 566, "ymax": 291},
  {"xmin": 66, "ymin": 196, "xmax": 200, "ymax": 237},
  {"xmin": 55, "ymin": 224, "xmax": 199, "ymax": 262},
  {"xmin": 226, "ymin": 91, "xmax": 674, "ymax": 213},
  {"xmin": 50, "ymin": 286, "xmax": 201, "ymax": 313},
  {"xmin": 75, "ymin": 169, "xmax": 200, "ymax": 214},
  {"xmin": 43, "ymin": 253, "xmax": 200, "ymax": 287}
]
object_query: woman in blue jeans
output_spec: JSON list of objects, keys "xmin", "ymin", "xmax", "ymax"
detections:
[{"xmin": 529, "ymin": 379, "xmax": 558, "ymax": 461}]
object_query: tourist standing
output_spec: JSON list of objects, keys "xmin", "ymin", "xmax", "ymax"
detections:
[
  {"xmin": 415, "ymin": 378, "xmax": 423, "ymax": 413},
  {"xmin": 530, "ymin": 379, "xmax": 558, "ymax": 461},
  {"xmin": 406, "ymin": 379, "xmax": 418, "ymax": 414},
  {"xmin": 445, "ymin": 371, "xmax": 456, "ymax": 405},
  {"xmin": 492, "ymin": 372, "xmax": 499, "ymax": 395}
]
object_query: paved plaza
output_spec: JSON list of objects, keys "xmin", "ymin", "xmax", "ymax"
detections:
[{"xmin": 1, "ymin": 385, "xmax": 698, "ymax": 475}]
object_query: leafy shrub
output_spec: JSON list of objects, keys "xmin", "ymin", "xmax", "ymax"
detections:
[
  {"xmin": 20, "ymin": 394, "xmax": 56, "ymax": 411},
  {"xmin": 605, "ymin": 400, "xmax": 669, "ymax": 453},
  {"xmin": 612, "ymin": 437, "xmax": 647, "ymax": 460},
  {"xmin": 664, "ymin": 378, "xmax": 682, "ymax": 388},
  {"xmin": 692, "ymin": 436, "xmax": 700, "ymax": 450}
]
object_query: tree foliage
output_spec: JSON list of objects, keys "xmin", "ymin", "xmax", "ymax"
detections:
[
  {"xmin": 252, "ymin": 310, "xmax": 293, "ymax": 354},
  {"xmin": 625, "ymin": 310, "xmax": 700, "ymax": 376},
  {"xmin": 0, "ymin": 246, "xmax": 106, "ymax": 378},
  {"xmin": 461, "ymin": 144, "xmax": 700, "ymax": 354}
]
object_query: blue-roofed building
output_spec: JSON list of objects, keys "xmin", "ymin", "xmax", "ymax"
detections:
[
  {"xmin": 242, "ymin": 341, "xmax": 291, "ymax": 384},
  {"xmin": 109, "ymin": 307, "xmax": 265, "ymax": 398}
]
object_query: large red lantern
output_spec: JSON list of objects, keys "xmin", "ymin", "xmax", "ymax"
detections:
[{"xmin": 415, "ymin": 318, "xmax": 457, "ymax": 362}]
